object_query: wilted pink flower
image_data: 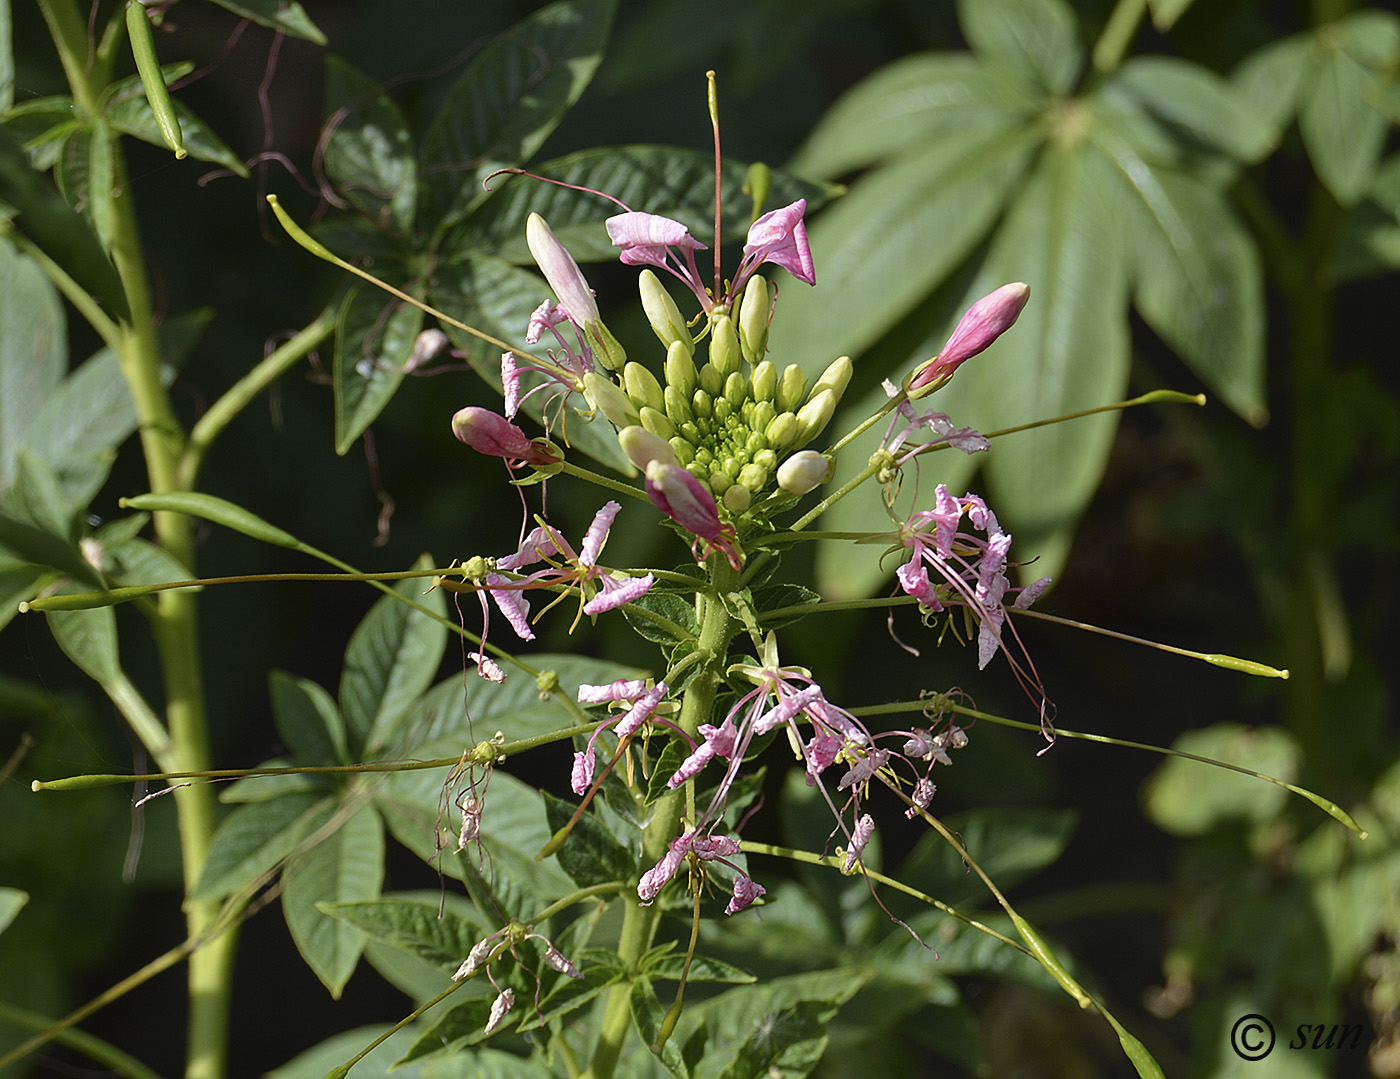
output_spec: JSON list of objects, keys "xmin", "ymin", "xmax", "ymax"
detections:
[
  {"xmin": 637, "ymin": 829, "xmax": 756, "ymax": 913},
  {"xmin": 451, "ymin": 407, "xmax": 561, "ymax": 469},
  {"xmin": 573, "ymin": 680, "xmax": 670, "ymax": 795},
  {"xmin": 842, "ymin": 813, "xmax": 875, "ymax": 872},
  {"xmin": 904, "ymin": 283, "xmax": 1029, "ymax": 397},
  {"xmin": 725, "ymin": 873, "xmax": 766, "ymax": 914},
  {"xmin": 485, "ymin": 987, "xmax": 515, "ymax": 1034}
]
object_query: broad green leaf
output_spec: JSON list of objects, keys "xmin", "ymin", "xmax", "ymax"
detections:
[
  {"xmin": 205, "ymin": 0, "xmax": 325, "ymax": 43},
  {"xmin": 338, "ymin": 553, "xmax": 447, "ymax": 756},
  {"xmin": 1093, "ymin": 130, "xmax": 1265, "ymax": 421},
  {"xmin": 898, "ymin": 913, "xmax": 1064, "ymax": 992},
  {"xmin": 55, "ymin": 124, "xmax": 116, "ymax": 247},
  {"xmin": 7, "ymin": 449, "xmax": 79, "ymax": 542},
  {"xmin": 0, "ymin": 239, "xmax": 65, "ymax": 490},
  {"xmin": 122, "ymin": 491, "xmax": 303, "ymax": 549},
  {"xmin": 421, "ymin": 0, "xmax": 615, "ymax": 226},
  {"xmin": 1299, "ymin": 34, "xmax": 1388, "ymax": 206},
  {"xmin": 1110, "ymin": 56, "xmax": 1272, "ymax": 166},
  {"xmin": 724, "ymin": 1000, "xmax": 832, "ymax": 1079},
  {"xmin": 1332, "ymin": 9, "xmax": 1400, "ymax": 68},
  {"xmin": 0, "ymin": 508, "xmax": 98, "ymax": 584},
  {"xmin": 101, "ymin": 66, "xmax": 247, "ymax": 176},
  {"xmin": 622, "ymin": 589, "xmax": 698, "ymax": 645},
  {"xmin": 0, "ymin": 887, "xmax": 27, "ymax": 935},
  {"xmin": 323, "ymin": 57, "xmax": 416, "ymax": 232},
  {"xmin": 892, "ymin": 806, "xmax": 1077, "ymax": 915},
  {"xmin": 957, "ymin": 0, "xmax": 1082, "ymax": 97},
  {"xmin": 515, "ymin": 949, "xmax": 625, "ymax": 1032},
  {"xmin": 218, "ymin": 756, "xmax": 327, "ymax": 804},
  {"xmin": 631, "ymin": 976, "xmax": 689, "ymax": 1079},
  {"xmin": 793, "ymin": 52, "xmax": 1036, "ymax": 179},
  {"xmin": 1142, "ymin": 723, "xmax": 1299, "ymax": 836},
  {"xmin": 1231, "ymin": 33, "xmax": 1312, "ymax": 140},
  {"xmin": 332, "ymin": 284, "xmax": 424, "ymax": 454},
  {"xmin": 929, "ymin": 143, "xmax": 1130, "ymax": 581},
  {"xmin": 266, "ymin": 1025, "xmax": 425, "ymax": 1079},
  {"xmin": 282, "ymin": 802, "xmax": 384, "ymax": 997},
  {"xmin": 319, "ymin": 895, "xmax": 489, "ymax": 974},
  {"xmin": 101, "ymin": 536, "xmax": 195, "ymax": 590},
  {"xmin": 0, "ymin": 127, "xmax": 129, "ymax": 320},
  {"xmin": 641, "ymin": 950, "xmax": 755, "ymax": 984},
  {"xmin": 455, "ymin": 145, "xmax": 835, "ymax": 263},
  {"xmin": 771, "ymin": 125, "xmax": 1040, "ymax": 382},
  {"xmin": 541, "ymin": 790, "xmax": 636, "ymax": 888},
  {"xmin": 270, "ymin": 670, "xmax": 349, "ymax": 765},
  {"xmin": 0, "ymin": 97, "xmax": 83, "ymax": 170},
  {"xmin": 1329, "ymin": 151, "xmax": 1400, "ymax": 281},
  {"xmin": 0, "ymin": 563, "xmax": 47, "ymax": 632},
  {"xmin": 397, "ymin": 997, "xmax": 501, "ymax": 1065},
  {"xmin": 45, "ymin": 589, "xmax": 119, "ymax": 685},
  {"xmin": 191, "ymin": 791, "xmax": 332, "ymax": 901}
]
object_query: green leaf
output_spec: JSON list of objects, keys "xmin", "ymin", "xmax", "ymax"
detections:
[
  {"xmin": 957, "ymin": 0, "xmax": 1082, "ymax": 97},
  {"xmin": 1299, "ymin": 31, "xmax": 1389, "ymax": 206},
  {"xmin": 282, "ymin": 802, "xmax": 384, "ymax": 997},
  {"xmin": 893, "ymin": 806, "xmax": 1077, "ymax": 915},
  {"xmin": 621, "ymin": 589, "xmax": 698, "ymax": 646},
  {"xmin": 1110, "ymin": 56, "xmax": 1272, "ymax": 166},
  {"xmin": 0, "ymin": 0, "xmax": 12, "ymax": 113},
  {"xmin": 332, "ymin": 284, "xmax": 424, "ymax": 455},
  {"xmin": 101, "ymin": 535, "xmax": 195, "ymax": 590},
  {"xmin": 397, "ymin": 997, "xmax": 501, "ymax": 1064},
  {"xmin": 1093, "ymin": 131, "xmax": 1265, "ymax": 421},
  {"xmin": 205, "ymin": 0, "xmax": 325, "ymax": 43},
  {"xmin": 323, "ymin": 57, "xmax": 416, "ymax": 232},
  {"xmin": 0, "ymin": 97, "xmax": 83, "ymax": 170},
  {"xmin": 0, "ymin": 127, "xmax": 129, "ymax": 321},
  {"xmin": 191, "ymin": 792, "xmax": 332, "ymax": 901},
  {"xmin": 319, "ymin": 896, "xmax": 489, "ymax": 974},
  {"xmin": 420, "ymin": 0, "xmax": 615, "ymax": 226},
  {"xmin": 54, "ymin": 123, "xmax": 116, "ymax": 246},
  {"xmin": 0, "ymin": 508, "xmax": 98, "ymax": 584},
  {"xmin": 102, "ymin": 67, "xmax": 247, "ymax": 176},
  {"xmin": 45, "ymin": 589, "xmax": 119, "ymax": 685},
  {"xmin": 1329, "ymin": 151, "xmax": 1400, "ymax": 281},
  {"xmin": 929, "ymin": 143, "xmax": 1130, "ymax": 580},
  {"xmin": 791, "ymin": 53, "xmax": 1037, "ymax": 179},
  {"xmin": 1142, "ymin": 723, "xmax": 1300, "ymax": 836},
  {"xmin": 0, "ymin": 239, "xmax": 66, "ymax": 490},
  {"xmin": 515, "ymin": 949, "xmax": 626, "ymax": 1032},
  {"xmin": 631, "ymin": 976, "xmax": 689, "ymax": 1079},
  {"xmin": 6, "ymin": 449, "xmax": 80, "ymax": 542},
  {"xmin": 641, "ymin": 950, "xmax": 755, "ymax": 984},
  {"xmin": 338, "ymin": 553, "xmax": 447, "ymax": 756},
  {"xmin": 121, "ymin": 490, "xmax": 302, "ymax": 548},
  {"xmin": 270, "ymin": 670, "xmax": 349, "ymax": 765},
  {"xmin": 1231, "ymin": 33, "xmax": 1312, "ymax": 141},
  {"xmin": 771, "ymin": 125, "xmax": 1040, "ymax": 382},
  {"xmin": 541, "ymin": 790, "xmax": 636, "ymax": 887},
  {"xmin": 0, "ymin": 887, "xmax": 27, "ymax": 935}
]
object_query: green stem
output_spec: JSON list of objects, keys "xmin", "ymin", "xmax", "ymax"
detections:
[
  {"xmin": 583, "ymin": 556, "xmax": 738, "ymax": 1079},
  {"xmin": 1092, "ymin": 0, "xmax": 1149, "ymax": 74},
  {"xmin": 0, "ymin": 1003, "xmax": 163, "ymax": 1079}
]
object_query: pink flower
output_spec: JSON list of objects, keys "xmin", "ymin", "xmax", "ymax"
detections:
[
  {"xmin": 725, "ymin": 874, "xmax": 766, "ymax": 914},
  {"xmin": 904, "ymin": 283, "xmax": 1029, "ymax": 397},
  {"xmin": 735, "ymin": 199, "xmax": 815, "ymax": 288},
  {"xmin": 574, "ymin": 680, "xmax": 669, "ymax": 794}
]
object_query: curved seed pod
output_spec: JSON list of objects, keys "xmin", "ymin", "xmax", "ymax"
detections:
[{"xmin": 126, "ymin": 2, "xmax": 185, "ymax": 159}]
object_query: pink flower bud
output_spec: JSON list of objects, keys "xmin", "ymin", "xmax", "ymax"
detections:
[
  {"xmin": 644, "ymin": 461, "xmax": 723, "ymax": 541},
  {"xmin": 451, "ymin": 407, "xmax": 561, "ymax": 468},
  {"xmin": 905, "ymin": 283, "xmax": 1029, "ymax": 397},
  {"xmin": 527, "ymin": 213, "xmax": 599, "ymax": 325}
]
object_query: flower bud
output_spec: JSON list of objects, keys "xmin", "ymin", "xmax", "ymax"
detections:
[
  {"xmin": 639, "ymin": 405, "xmax": 675, "ymax": 440},
  {"xmin": 583, "ymin": 372, "xmax": 639, "ymax": 428},
  {"xmin": 451, "ymin": 407, "xmax": 561, "ymax": 468},
  {"xmin": 765, "ymin": 411, "xmax": 798, "ymax": 449},
  {"xmin": 723, "ymin": 370, "xmax": 748, "ymax": 407},
  {"xmin": 692, "ymin": 388, "xmax": 714, "ymax": 419},
  {"xmin": 793, "ymin": 389, "xmax": 836, "ymax": 447},
  {"xmin": 776, "ymin": 364, "xmax": 807, "ymax": 413},
  {"xmin": 669, "ymin": 436, "xmax": 695, "ymax": 465},
  {"xmin": 698, "ymin": 362, "xmax": 723, "ymax": 398},
  {"xmin": 750, "ymin": 360, "xmax": 777, "ymax": 402},
  {"xmin": 664, "ymin": 339, "xmax": 698, "ymax": 396},
  {"xmin": 645, "ymin": 461, "xmax": 725, "ymax": 544},
  {"xmin": 619, "ymin": 425, "xmax": 678, "ymax": 471},
  {"xmin": 624, "ymin": 362, "xmax": 665, "ymax": 413},
  {"xmin": 526, "ymin": 213, "xmax": 598, "ymax": 324},
  {"xmin": 777, "ymin": 450, "xmax": 832, "ymax": 495},
  {"xmin": 663, "ymin": 384, "xmax": 693, "ymax": 425},
  {"xmin": 709, "ymin": 315, "xmax": 741, "ymax": 378},
  {"xmin": 723, "ymin": 484, "xmax": 752, "ymax": 514},
  {"xmin": 639, "ymin": 269, "xmax": 693, "ymax": 354},
  {"xmin": 584, "ymin": 318, "xmax": 627, "ymax": 372},
  {"xmin": 738, "ymin": 276, "xmax": 770, "ymax": 363},
  {"xmin": 905, "ymin": 282, "xmax": 1029, "ymax": 398},
  {"xmin": 812, "ymin": 355, "xmax": 853, "ymax": 401},
  {"xmin": 737, "ymin": 462, "xmax": 767, "ymax": 491}
]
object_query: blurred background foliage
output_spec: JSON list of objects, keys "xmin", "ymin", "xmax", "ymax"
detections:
[{"xmin": 1, "ymin": 0, "xmax": 1398, "ymax": 1076}]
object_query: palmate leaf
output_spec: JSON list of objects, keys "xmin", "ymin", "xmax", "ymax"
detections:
[
  {"xmin": 541, "ymin": 789, "xmax": 637, "ymax": 888},
  {"xmin": 420, "ymin": 0, "xmax": 616, "ymax": 229},
  {"xmin": 270, "ymin": 669, "xmax": 349, "ymax": 765},
  {"xmin": 191, "ymin": 791, "xmax": 333, "ymax": 902},
  {"xmin": 956, "ymin": 0, "xmax": 1082, "ymax": 98},
  {"xmin": 320, "ymin": 895, "xmax": 490, "ymax": 974}
]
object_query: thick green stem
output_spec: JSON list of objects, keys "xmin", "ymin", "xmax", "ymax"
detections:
[{"xmin": 583, "ymin": 556, "xmax": 738, "ymax": 1079}]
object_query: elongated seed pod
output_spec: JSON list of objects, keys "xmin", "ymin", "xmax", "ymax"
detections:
[{"xmin": 126, "ymin": 1, "xmax": 185, "ymax": 159}]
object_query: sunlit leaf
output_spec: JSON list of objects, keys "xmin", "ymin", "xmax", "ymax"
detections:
[
  {"xmin": 323, "ymin": 57, "xmax": 416, "ymax": 232},
  {"xmin": 957, "ymin": 0, "xmax": 1082, "ymax": 97}
]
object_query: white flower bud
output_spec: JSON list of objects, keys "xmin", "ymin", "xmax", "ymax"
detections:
[{"xmin": 776, "ymin": 451, "xmax": 832, "ymax": 495}]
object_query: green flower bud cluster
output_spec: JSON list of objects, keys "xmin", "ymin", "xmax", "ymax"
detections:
[{"xmin": 622, "ymin": 274, "xmax": 851, "ymax": 517}]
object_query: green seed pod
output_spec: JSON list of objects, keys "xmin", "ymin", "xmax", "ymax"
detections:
[
  {"xmin": 698, "ymin": 362, "xmax": 723, "ymax": 398},
  {"xmin": 812, "ymin": 355, "xmax": 853, "ymax": 402},
  {"xmin": 765, "ymin": 411, "xmax": 798, "ymax": 449},
  {"xmin": 584, "ymin": 319, "xmax": 627, "ymax": 372},
  {"xmin": 793, "ymin": 388, "xmax": 836, "ymax": 447},
  {"xmin": 664, "ymin": 339, "xmax": 699, "ymax": 396},
  {"xmin": 710, "ymin": 315, "xmax": 741, "ymax": 378},
  {"xmin": 668, "ymin": 437, "xmax": 695, "ymax": 465},
  {"xmin": 750, "ymin": 359, "xmax": 777, "ymax": 402},
  {"xmin": 692, "ymin": 389, "xmax": 713, "ymax": 418},
  {"xmin": 708, "ymin": 471, "xmax": 732, "ymax": 495},
  {"xmin": 664, "ymin": 384, "xmax": 694, "ymax": 425},
  {"xmin": 640, "ymin": 270, "xmax": 693, "ymax": 355},
  {"xmin": 753, "ymin": 447, "xmax": 778, "ymax": 472},
  {"xmin": 737, "ymin": 462, "xmax": 768, "ymax": 492},
  {"xmin": 127, "ymin": 1, "xmax": 186, "ymax": 159},
  {"xmin": 738, "ymin": 276, "xmax": 771, "ymax": 364},
  {"xmin": 624, "ymin": 362, "xmax": 665, "ymax": 413},
  {"xmin": 750, "ymin": 399, "xmax": 777, "ymax": 434},
  {"xmin": 639, "ymin": 406, "xmax": 676, "ymax": 440},
  {"xmin": 723, "ymin": 484, "xmax": 752, "ymax": 514},
  {"xmin": 723, "ymin": 370, "xmax": 748, "ymax": 407},
  {"xmin": 776, "ymin": 364, "xmax": 808, "ymax": 413}
]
